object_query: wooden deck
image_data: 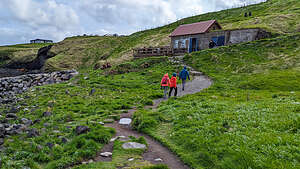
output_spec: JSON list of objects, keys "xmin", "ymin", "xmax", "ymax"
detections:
[{"xmin": 133, "ymin": 46, "xmax": 187, "ymax": 58}]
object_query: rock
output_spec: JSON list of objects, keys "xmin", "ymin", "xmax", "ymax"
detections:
[
  {"xmin": 110, "ymin": 137, "xmax": 118, "ymax": 142},
  {"xmin": 61, "ymin": 137, "xmax": 68, "ymax": 144},
  {"xmin": 110, "ymin": 135, "xmax": 129, "ymax": 142},
  {"xmin": 119, "ymin": 118, "xmax": 132, "ymax": 125},
  {"xmin": 98, "ymin": 122, "xmax": 105, "ymax": 125},
  {"xmin": 190, "ymin": 71, "xmax": 203, "ymax": 76},
  {"xmin": 89, "ymin": 88, "xmax": 96, "ymax": 96},
  {"xmin": 100, "ymin": 152, "xmax": 112, "ymax": 157},
  {"xmin": 9, "ymin": 107, "xmax": 18, "ymax": 114},
  {"xmin": 43, "ymin": 123, "xmax": 50, "ymax": 127},
  {"xmin": 0, "ymin": 138, "xmax": 4, "ymax": 145},
  {"xmin": 21, "ymin": 118, "xmax": 28, "ymax": 123},
  {"xmin": 154, "ymin": 158, "xmax": 163, "ymax": 162},
  {"xmin": 21, "ymin": 118, "xmax": 32, "ymax": 126},
  {"xmin": 83, "ymin": 77, "xmax": 89, "ymax": 80},
  {"xmin": 33, "ymin": 119, "xmax": 41, "ymax": 124},
  {"xmin": 88, "ymin": 159, "xmax": 93, "ymax": 163},
  {"xmin": 128, "ymin": 158, "xmax": 134, "ymax": 161},
  {"xmin": 0, "ymin": 70, "xmax": 78, "ymax": 105},
  {"xmin": 27, "ymin": 128, "xmax": 39, "ymax": 138},
  {"xmin": 46, "ymin": 142, "xmax": 54, "ymax": 149},
  {"xmin": 75, "ymin": 126, "xmax": 90, "ymax": 135},
  {"xmin": 43, "ymin": 111, "xmax": 52, "ymax": 117},
  {"xmin": 122, "ymin": 142, "xmax": 146, "ymax": 149},
  {"xmin": 6, "ymin": 113, "xmax": 17, "ymax": 119},
  {"xmin": 53, "ymin": 130, "xmax": 60, "ymax": 134},
  {"xmin": 0, "ymin": 124, "xmax": 5, "ymax": 138}
]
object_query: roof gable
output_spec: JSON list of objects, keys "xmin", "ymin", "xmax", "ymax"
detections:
[{"xmin": 170, "ymin": 20, "xmax": 221, "ymax": 37}]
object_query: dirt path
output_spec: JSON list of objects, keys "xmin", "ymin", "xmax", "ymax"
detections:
[{"xmin": 98, "ymin": 56, "xmax": 212, "ymax": 169}]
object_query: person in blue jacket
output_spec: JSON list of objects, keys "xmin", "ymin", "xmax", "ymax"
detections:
[{"xmin": 179, "ymin": 66, "xmax": 190, "ymax": 91}]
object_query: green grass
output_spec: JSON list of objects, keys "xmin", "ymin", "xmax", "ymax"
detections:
[
  {"xmin": 132, "ymin": 34, "xmax": 300, "ymax": 169},
  {"xmin": 0, "ymin": 57, "xmax": 176, "ymax": 169},
  {"xmin": 0, "ymin": 43, "xmax": 51, "ymax": 66},
  {"xmin": 1, "ymin": 0, "xmax": 300, "ymax": 168}
]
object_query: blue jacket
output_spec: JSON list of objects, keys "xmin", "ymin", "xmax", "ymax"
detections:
[{"xmin": 179, "ymin": 68, "xmax": 190, "ymax": 80}]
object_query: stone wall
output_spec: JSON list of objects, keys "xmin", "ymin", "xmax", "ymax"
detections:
[
  {"xmin": 171, "ymin": 28, "xmax": 272, "ymax": 50},
  {"xmin": 0, "ymin": 70, "xmax": 78, "ymax": 104}
]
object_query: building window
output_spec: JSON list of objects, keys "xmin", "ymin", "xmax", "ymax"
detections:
[{"xmin": 174, "ymin": 40, "xmax": 179, "ymax": 48}]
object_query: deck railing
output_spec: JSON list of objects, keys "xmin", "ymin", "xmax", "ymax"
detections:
[{"xmin": 133, "ymin": 46, "xmax": 187, "ymax": 58}]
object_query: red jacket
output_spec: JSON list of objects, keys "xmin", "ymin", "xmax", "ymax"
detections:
[
  {"xmin": 169, "ymin": 76, "xmax": 177, "ymax": 88},
  {"xmin": 161, "ymin": 73, "xmax": 170, "ymax": 87}
]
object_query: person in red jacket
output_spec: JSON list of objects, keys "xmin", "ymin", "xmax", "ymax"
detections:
[
  {"xmin": 169, "ymin": 73, "xmax": 177, "ymax": 98},
  {"xmin": 161, "ymin": 73, "xmax": 170, "ymax": 99}
]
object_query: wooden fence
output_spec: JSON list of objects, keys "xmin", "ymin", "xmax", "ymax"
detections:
[{"xmin": 133, "ymin": 46, "xmax": 187, "ymax": 58}]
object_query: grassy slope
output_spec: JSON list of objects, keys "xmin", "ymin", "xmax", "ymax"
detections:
[
  {"xmin": 0, "ymin": 57, "xmax": 176, "ymax": 169},
  {"xmin": 0, "ymin": 43, "xmax": 51, "ymax": 67},
  {"xmin": 3, "ymin": 0, "xmax": 300, "ymax": 70},
  {"xmin": 133, "ymin": 34, "xmax": 300, "ymax": 168}
]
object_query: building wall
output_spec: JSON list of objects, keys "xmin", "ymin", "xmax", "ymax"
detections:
[
  {"xmin": 171, "ymin": 28, "xmax": 263, "ymax": 51},
  {"xmin": 228, "ymin": 29, "xmax": 260, "ymax": 44}
]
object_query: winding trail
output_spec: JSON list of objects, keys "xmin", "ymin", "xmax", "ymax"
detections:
[{"xmin": 98, "ymin": 56, "xmax": 213, "ymax": 169}]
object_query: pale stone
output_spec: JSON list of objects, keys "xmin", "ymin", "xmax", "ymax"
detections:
[
  {"xmin": 128, "ymin": 158, "xmax": 134, "ymax": 161},
  {"xmin": 119, "ymin": 118, "xmax": 132, "ymax": 125},
  {"xmin": 154, "ymin": 158, "xmax": 163, "ymax": 162},
  {"xmin": 122, "ymin": 142, "xmax": 146, "ymax": 149},
  {"xmin": 100, "ymin": 152, "xmax": 112, "ymax": 157}
]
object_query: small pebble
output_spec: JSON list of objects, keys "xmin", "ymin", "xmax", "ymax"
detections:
[
  {"xmin": 100, "ymin": 152, "xmax": 112, "ymax": 157},
  {"xmin": 128, "ymin": 158, "xmax": 134, "ymax": 161}
]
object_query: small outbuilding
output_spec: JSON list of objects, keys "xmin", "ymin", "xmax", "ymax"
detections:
[
  {"xmin": 30, "ymin": 39, "xmax": 53, "ymax": 44},
  {"xmin": 170, "ymin": 20, "xmax": 271, "ymax": 53}
]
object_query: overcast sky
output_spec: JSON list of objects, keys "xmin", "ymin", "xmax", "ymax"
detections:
[{"xmin": 0, "ymin": 0, "xmax": 265, "ymax": 46}]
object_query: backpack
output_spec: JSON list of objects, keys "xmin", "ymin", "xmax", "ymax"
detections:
[
  {"xmin": 162, "ymin": 77, "xmax": 168, "ymax": 84},
  {"xmin": 170, "ymin": 77, "xmax": 176, "ymax": 86}
]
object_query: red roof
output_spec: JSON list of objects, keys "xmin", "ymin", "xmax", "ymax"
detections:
[{"xmin": 170, "ymin": 20, "xmax": 221, "ymax": 37}]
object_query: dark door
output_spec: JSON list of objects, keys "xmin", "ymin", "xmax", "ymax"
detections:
[
  {"xmin": 212, "ymin": 36, "xmax": 225, "ymax": 47},
  {"xmin": 217, "ymin": 36, "xmax": 225, "ymax": 46}
]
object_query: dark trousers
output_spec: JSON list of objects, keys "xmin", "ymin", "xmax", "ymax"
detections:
[{"xmin": 169, "ymin": 87, "xmax": 177, "ymax": 97}]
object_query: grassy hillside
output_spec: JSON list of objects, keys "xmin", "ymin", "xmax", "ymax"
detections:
[
  {"xmin": 3, "ymin": 0, "xmax": 300, "ymax": 71},
  {"xmin": 0, "ymin": 57, "xmax": 177, "ymax": 168},
  {"xmin": 133, "ymin": 34, "xmax": 300, "ymax": 168},
  {"xmin": 0, "ymin": 43, "xmax": 51, "ymax": 67}
]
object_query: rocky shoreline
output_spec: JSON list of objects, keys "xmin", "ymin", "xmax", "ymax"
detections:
[{"xmin": 0, "ymin": 70, "xmax": 78, "ymax": 105}]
